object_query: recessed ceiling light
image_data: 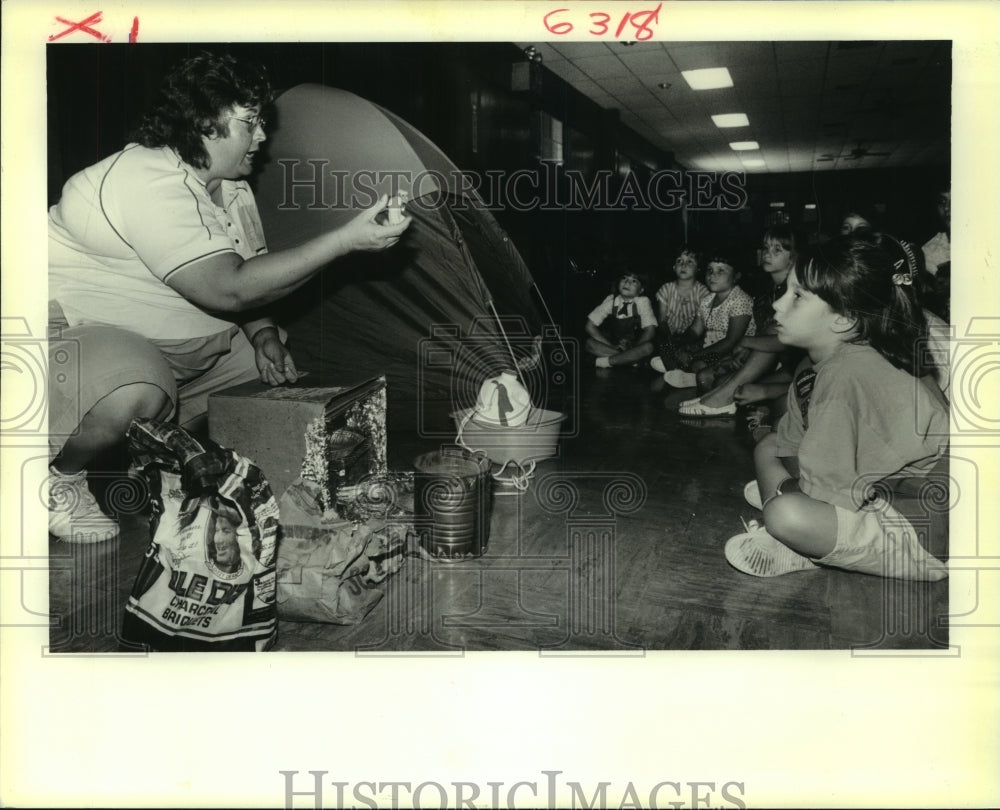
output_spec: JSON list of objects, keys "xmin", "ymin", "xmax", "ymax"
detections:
[
  {"xmin": 741, "ymin": 159, "xmax": 765, "ymax": 167},
  {"xmin": 729, "ymin": 141, "xmax": 760, "ymax": 151},
  {"xmin": 712, "ymin": 113, "xmax": 749, "ymax": 128},
  {"xmin": 681, "ymin": 67, "xmax": 733, "ymax": 91}
]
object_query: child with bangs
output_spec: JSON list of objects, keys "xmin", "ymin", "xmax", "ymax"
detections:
[
  {"xmin": 586, "ymin": 271, "xmax": 657, "ymax": 368},
  {"xmin": 725, "ymin": 232, "xmax": 949, "ymax": 582},
  {"xmin": 650, "ymin": 245, "xmax": 712, "ymax": 367},
  {"xmin": 655, "ymin": 248, "xmax": 756, "ymax": 391},
  {"xmin": 680, "ymin": 226, "xmax": 805, "ymax": 420}
]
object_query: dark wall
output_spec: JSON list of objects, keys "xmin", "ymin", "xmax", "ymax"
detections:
[{"xmin": 689, "ymin": 165, "xmax": 949, "ymax": 250}]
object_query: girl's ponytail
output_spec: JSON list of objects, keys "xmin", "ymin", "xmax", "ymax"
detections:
[{"xmin": 874, "ymin": 234, "xmax": 929, "ymax": 377}]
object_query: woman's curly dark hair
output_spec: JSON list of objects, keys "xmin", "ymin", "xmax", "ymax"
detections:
[{"xmin": 131, "ymin": 52, "xmax": 272, "ymax": 170}]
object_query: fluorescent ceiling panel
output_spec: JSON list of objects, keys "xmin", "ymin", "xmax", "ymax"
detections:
[
  {"xmin": 712, "ymin": 113, "xmax": 749, "ymax": 128},
  {"xmin": 681, "ymin": 67, "xmax": 733, "ymax": 90}
]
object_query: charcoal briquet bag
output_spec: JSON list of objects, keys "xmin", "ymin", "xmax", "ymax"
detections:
[{"xmin": 121, "ymin": 418, "xmax": 279, "ymax": 652}]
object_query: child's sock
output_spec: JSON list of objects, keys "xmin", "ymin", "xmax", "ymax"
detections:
[{"xmin": 596, "ymin": 356, "xmax": 611, "ymax": 368}]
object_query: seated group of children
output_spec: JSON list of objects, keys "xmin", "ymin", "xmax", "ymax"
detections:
[
  {"xmin": 585, "ymin": 227, "xmax": 952, "ymax": 585},
  {"xmin": 585, "ymin": 226, "xmax": 804, "ymax": 424}
]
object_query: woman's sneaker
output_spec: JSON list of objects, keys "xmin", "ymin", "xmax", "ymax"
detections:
[{"xmin": 48, "ymin": 468, "xmax": 119, "ymax": 543}]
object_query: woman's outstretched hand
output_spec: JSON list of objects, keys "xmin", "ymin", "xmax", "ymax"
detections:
[{"xmin": 342, "ymin": 194, "xmax": 411, "ymax": 253}]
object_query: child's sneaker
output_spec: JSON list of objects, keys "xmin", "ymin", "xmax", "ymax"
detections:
[
  {"xmin": 48, "ymin": 468, "xmax": 119, "ymax": 544},
  {"xmin": 743, "ymin": 480, "xmax": 763, "ymax": 510},
  {"xmin": 724, "ymin": 524, "xmax": 818, "ymax": 577}
]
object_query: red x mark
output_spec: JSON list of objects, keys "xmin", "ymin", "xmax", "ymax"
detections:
[{"xmin": 49, "ymin": 11, "xmax": 112, "ymax": 43}]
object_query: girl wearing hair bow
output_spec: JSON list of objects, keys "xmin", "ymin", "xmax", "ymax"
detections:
[{"xmin": 724, "ymin": 233, "xmax": 950, "ymax": 582}]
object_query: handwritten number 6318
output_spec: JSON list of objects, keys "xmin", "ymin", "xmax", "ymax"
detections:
[{"xmin": 543, "ymin": 4, "xmax": 662, "ymax": 40}]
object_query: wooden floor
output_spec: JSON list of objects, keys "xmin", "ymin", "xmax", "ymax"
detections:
[{"xmin": 49, "ymin": 365, "xmax": 949, "ymax": 653}]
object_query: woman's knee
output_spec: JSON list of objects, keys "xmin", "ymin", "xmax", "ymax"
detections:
[{"xmin": 90, "ymin": 383, "xmax": 173, "ymax": 430}]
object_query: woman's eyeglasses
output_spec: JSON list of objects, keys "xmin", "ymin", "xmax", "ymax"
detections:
[{"xmin": 230, "ymin": 114, "xmax": 267, "ymax": 133}]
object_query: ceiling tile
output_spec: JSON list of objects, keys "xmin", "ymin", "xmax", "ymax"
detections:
[
  {"xmin": 641, "ymin": 108, "xmax": 680, "ymax": 125},
  {"xmin": 776, "ymin": 59, "xmax": 826, "ymax": 97},
  {"xmin": 665, "ymin": 44, "xmax": 732, "ymax": 71},
  {"xmin": 624, "ymin": 93, "xmax": 671, "ymax": 111},
  {"xmin": 566, "ymin": 53, "xmax": 627, "ymax": 79},
  {"xmin": 545, "ymin": 60, "xmax": 587, "ymax": 83},
  {"xmin": 538, "ymin": 39, "xmax": 949, "ymax": 175},
  {"xmin": 636, "ymin": 69, "xmax": 684, "ymax": 89},
  {"xmin": 618, "ymin": 49, "xmax": 673, "ymax": 75},
  {"xmin": 550, "ymin": 42, "xmax": 615, "ymax": 60},
  {"xmin": 588, "ymin": 92, "xmax": 617, "ymax": 109},
  {"xmin": 598, "ymin": 75, "xmax": 645, "ymax": 95}
]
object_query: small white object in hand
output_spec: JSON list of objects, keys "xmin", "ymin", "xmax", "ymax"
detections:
[{"xmin": 387, "ymin": 191, "xmax": 408, "ymax": 225}]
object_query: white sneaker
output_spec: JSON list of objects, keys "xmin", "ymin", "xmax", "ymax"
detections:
[
  {"xmin": 48, "ymin": 468, "xmax": 119, "ymax": 544},
  {"xmin": 743, "ymin": 480, "xmax": 763, "ymax": 510},
  {"xmin": 650, "ymin": 356, "xmax": 666, "ymax": 373},
  {"xmin": 724, "ymin": 524, "xmax": 818, "ymax": 578}
]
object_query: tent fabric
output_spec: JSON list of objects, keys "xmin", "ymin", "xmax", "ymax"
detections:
[{"xmin": 254, "ymin": 84, "xmax": 547, "ymax": 420}]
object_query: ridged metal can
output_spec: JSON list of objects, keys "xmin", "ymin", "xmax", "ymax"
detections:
[{"xmin": 413, "ymin": 448, "xmax": 493, "ymax": 561}]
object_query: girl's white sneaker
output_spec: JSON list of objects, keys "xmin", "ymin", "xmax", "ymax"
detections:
[{"xmin": 724, "ymin": 525, "xmax": 818, "ymax": 577}]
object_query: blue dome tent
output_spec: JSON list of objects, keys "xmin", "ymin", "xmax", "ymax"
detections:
[{"xmin": 254, "ymin": 84, "xmax": 565, "ymax": 431}]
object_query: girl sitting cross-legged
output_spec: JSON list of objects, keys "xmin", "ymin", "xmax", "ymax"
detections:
[
  {"xmin": 680, "ymin": 226, "xmax": 805, "ymax": 418},
  {"xmin": 656, "ymin": 248, "xmax": 756, "ymax": 394},
  {"xmin": 650, "ymin": 245, "xmax": 712, "ymax": 374},
  {"xmin": 725, "ymin": 232, "xmax": 949, "ymax": 581}
]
